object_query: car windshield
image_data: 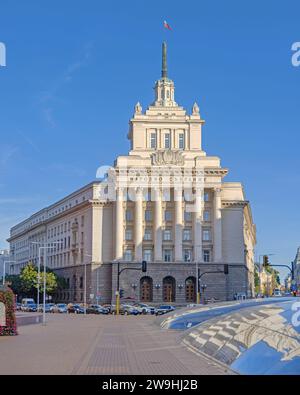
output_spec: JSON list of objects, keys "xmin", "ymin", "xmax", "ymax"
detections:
[{"xmin": 57, "ymin": 304, "xmax": 66, "ymax": 308}]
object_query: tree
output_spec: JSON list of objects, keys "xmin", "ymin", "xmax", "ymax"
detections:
[
  {"xmin": 4, "ymin": 275, "xmax": 24, "ymax": 298},
  {"xmin": 20, "ymin": 263, "xmax": 37, "ymax": 294},
  {"xmin": 18, "ymin": 262, "xmax": 66, "ymax": 298}
]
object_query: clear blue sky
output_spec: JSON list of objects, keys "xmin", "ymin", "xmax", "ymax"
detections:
[{"xmin": 0, "ymin": 0, "xmax": 299, "ymax": 281}]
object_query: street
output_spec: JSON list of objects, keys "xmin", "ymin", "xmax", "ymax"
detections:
[{"xmin": 0, "ymin": 314, "xmax": 233, "ymax": 375}]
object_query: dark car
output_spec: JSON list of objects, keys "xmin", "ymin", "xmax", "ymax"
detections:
[
  {"xmin": 155, "ymin": 305, "xmax": 175, "ymax": 315},
  {"xmin": 86, "ymin": 304, "xmax": 109, "ymax": 315},
  {"xmin": 68, "ymin": 304, "xmax": 85, "ymax": 314}
]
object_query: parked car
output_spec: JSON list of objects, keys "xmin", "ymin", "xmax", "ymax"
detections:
[
  {"xmin": 15, "ymin": 302, "xmax": 22, "ymax": 311},
  {"xmin": 155, "ymin": 305, "xmax": 175, "ymax": 315},
  {"xmin": 110, "ymin": 304, "xmax": 125, "ymax": 315},
  {"xmin": 133, "ymin": 303, "xmax": 156, "ymax": 314},
  {"xmin": 21, "ymin": 298, "xmax": 36, "ymax": 312},
  {"xmin": 122, "ymin": 304, "xmax": 141, "ymax": 315},
  {"xmin": 67, "ymin": 304, "xmax": 85, "ymax": 314},
  {"xmin": 51, "ymin": 303, "xmax": 68, "ymax": 313},
  {"xmin": 86, "ymin": 304, "xmax": 109, "ymax": 315},
  {"xmin": 102, "ymin": 304, "xmax": 113, "ymax": 313},
  {"xmin": 26, "ymin": 303, "xmax": 38, "ymax": 312},
  {"xmin": 38, "ymin": 303, "xmax": 53, "ymax": 313}
]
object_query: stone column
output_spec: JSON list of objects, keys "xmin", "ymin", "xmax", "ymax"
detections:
[
  {"xmin": 154, "ymin": 188, "xmax": 162, "ymax": 261},
  {"xmin": 115, "ymin": 188, "xmax": 124, "ymax": 260},
  {"xmin": 134, "ymin": 188, "xmax": 143, "ymax": 261},
  {"xmin": 214, "ymin": 187, "xmax": 222, "ymax": 262},
  {"xmin": 92, "ymin": 204, "xmax": 103, "ymax": 262},
  {"xmin": 193, "ymin": 187, "xmax": 203, "ymax": 262},
  {"xmin": 174, "ymin": 188, "xmax": 183, "ymax": 261}
]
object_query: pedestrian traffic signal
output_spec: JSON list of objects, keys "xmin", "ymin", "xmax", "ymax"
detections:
[
  {"xmin": 119, "ymin": 289, "xmax": 124, "ymax": 298},
  {"xmin": 142, "ymin": 260, "xmax": 147, "ymax": 272},
  {"xmin": 263, "ymin": 255, "xmax": 269, "ymax": 267},
  {"xmin": 224, "ymin": 264, "xmax": 229, "ymax": 275}
]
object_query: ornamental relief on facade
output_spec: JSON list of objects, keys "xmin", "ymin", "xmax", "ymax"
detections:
[{"xmin": 151, "ymin": 149, "xmax": 185, "ymax": 166}]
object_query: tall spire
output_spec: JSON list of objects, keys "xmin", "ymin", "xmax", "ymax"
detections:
[
  {"xmin": 162, "ymin": 41, "xmax": 167, "ymax": 79},
  {"xmin": 153, "ymin": 41, "xmax": 177, "ymax": 107}
]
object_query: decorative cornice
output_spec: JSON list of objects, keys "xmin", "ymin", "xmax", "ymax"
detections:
[
  {"xmin": 222, "ymin": 200, "xmax": 249, "ymax": 208},
  {"xmin": 204, "ymin": 168, "xmax": 228, "ymax": 176},
  {"xmin": 90, "ymin": 200, "xmax": 113, "ymax": 207}
]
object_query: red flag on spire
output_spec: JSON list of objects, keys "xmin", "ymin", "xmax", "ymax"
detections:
[{"xmin": 163, "ymin": 20, "xmax": 172, "ymax": 30}]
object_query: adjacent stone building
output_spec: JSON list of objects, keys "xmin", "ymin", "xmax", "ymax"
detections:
[{"xmin": 7, "ymin": 42, "xmax": 256, "ymax": 304}]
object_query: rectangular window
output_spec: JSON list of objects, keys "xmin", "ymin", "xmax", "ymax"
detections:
[
  {"xmin": 143, "ymin": 249, "xmax": 152, "ymax": 262},
  {"xmin": 144, "ymin": 189, "xmax": 151, "ymax": 201},
  {"xmin": 144, "ymin": 228, "xmax": 152, "ymax": 241},
  {"xmin": 184, "ymin": 211, "xmax": 192, "ymax": 221},
  {"xmin": 203, "ymin": 250, "xmax": 210, "ymax": 263},
  {"xmin": 179, "ymin": 133, "xmax": 185, "ymax": 149},
  {"xmin": 145, "ymin": 210, "xmax": 152, "ymax": 222},
  {"xmin": 184, "ymin": 249, "xmax": 192, "ymax": 262},
  {"xmin": 203, "ymin": 229, "xmax": 211, "ymax": 241},
  {"xmin": 124, "ymin": 250, "xmax": 132, "ymax": 262},
  {"xmin": 150, "ymin": 133, "xmax": 156, "ymax": 149},
  {"xmin": 203, "ymin": 210, "xmax": 210, "ymax": 221},
  {"xmin": 204, "ymin": 192, "xmax": 210, "ymax": 202},
  {"xmin": 164, "ymin": 133, "xmax": 171, "ymax": 149},
  {"xmin": 125, "ymin": 229, "xmax": 132, "ymax": 241},
  {"xmin": 162, "ymin": 189, "xmax": 170, "ymax": 202},
  {"xmin": 165, "ymin": 210, "xmax": 172, "ymax": 221},
  {"xmin": 183, "ymin": 229, "xmax": 191, "ymax": 241},
  {"xmin": 126, "ymin": 209, "xmax": 133, "ymax": 221},
  {"xmin": 81, "ymin": 215, "xmax": 84, "ymax": 227},
  {"xmin": 163, "ymin": 229, "xmax": 172, "ymax": 241},
  {"xmin": 163, "ymin": 249, "xmax": 172, "ymax": 262}
]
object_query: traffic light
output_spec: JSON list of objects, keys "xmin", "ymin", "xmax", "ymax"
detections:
[
  {"xmin": 224, "ymin": 264, "xmax": 229, "ymax": 275},
  {"xmin": 119, "ymin": 289, "xmax": 124, "ymax": 298},
  {"xmin": 263, "ymin": 255, "xmax": 269, "ymax": 267},
  {"xmin": 142, "ymin": 260, "xmax": 147, "ymax": 272}
]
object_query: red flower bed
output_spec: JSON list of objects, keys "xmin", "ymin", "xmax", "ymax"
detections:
[{"xmin": 0, "ymin": 287, "xmax": 18, "ymax": 336}]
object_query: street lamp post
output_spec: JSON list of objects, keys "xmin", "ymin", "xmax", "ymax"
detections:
[
  {"xmin": 31, "ymin": 241, "xmax": 63, "ymax": 325},
  {"xmin": 83, "ymin": 253, "xmax": 92, "ymax": 316}
]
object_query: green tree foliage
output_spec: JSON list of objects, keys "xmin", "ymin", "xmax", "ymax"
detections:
[
  {"xmin": 20, "ymin": 263, "xmax": 37, "ymax": 293},
  {"xmin": 6, "ymin": 262, "xmax": 66, "ymax": 299}
]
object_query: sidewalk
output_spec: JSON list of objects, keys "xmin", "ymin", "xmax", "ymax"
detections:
[{"xmin": 0, "ymin": 314, "xmax": 233, "ymax": 375}]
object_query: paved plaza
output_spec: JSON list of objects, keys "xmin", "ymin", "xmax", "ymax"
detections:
[{"xmin": 0, "ymin": 314, "xmax": 233, "ymax": 375}]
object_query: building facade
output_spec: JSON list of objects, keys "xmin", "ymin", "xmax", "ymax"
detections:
[
  {"xmin": 0, "ymin": 249, "xmax": 10, "ymax": 280},
  {"xmin": 7, "ymin": 42, "xmax": 256, "ymax": 304}
]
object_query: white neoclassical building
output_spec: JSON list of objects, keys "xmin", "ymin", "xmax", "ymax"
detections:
[{"xmin": 7, "ymin": 42, "xmax": 256, "ymax": 304}]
